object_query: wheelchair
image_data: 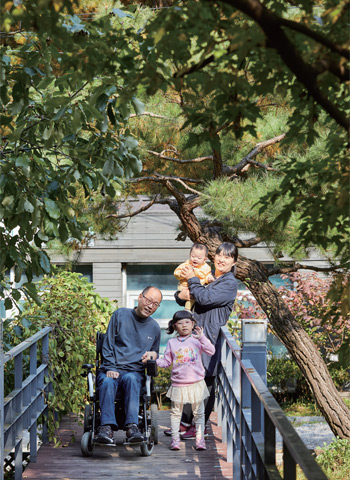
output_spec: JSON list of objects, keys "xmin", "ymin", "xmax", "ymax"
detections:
[{"xmin": 80, "ymin": 332, "xmax": 159, "ymax": 457}]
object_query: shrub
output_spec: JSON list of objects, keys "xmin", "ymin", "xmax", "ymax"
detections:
[
  {"xmin": 316, "ymin": 437, "xmax": 350, "ymax": 480},
  {"xmin": 153, "ymin": 366, "xmax": 172, "ymax": 409},
  {"xmin": 6, "ymin": 270, "xmax": 115, "ymax": 440},
  {"xmin": 267, "ymin": 356, "xmax": 312, "ymax": 403}
]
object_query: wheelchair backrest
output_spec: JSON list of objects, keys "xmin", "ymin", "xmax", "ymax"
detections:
[{"xmin": 96, "ymin": 331, "xmax": 105, "ymax": 367}]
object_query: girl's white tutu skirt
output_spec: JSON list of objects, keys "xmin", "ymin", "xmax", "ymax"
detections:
[{"xmin": 166, "ymin": 379, "xmax": 209, "ymax": 404}]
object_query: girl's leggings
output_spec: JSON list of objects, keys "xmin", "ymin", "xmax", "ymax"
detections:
[{"xmin": 171, "ymin": 400, "xmax": 204, "ymax": 441}]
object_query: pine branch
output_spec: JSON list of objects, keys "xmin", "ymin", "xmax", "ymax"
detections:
[
  {"xmin": 147, "ymin": 150, "xmax": 213, "ymax": 164},
  {"xmin": 268, "ymin": 263, "xmax": 345, "ymax": 276},
  {"xmin": 128, "ymin": 174, "xmax": 199, "ymax": 203},
  {"xmin": 247, "ymin": 159, "xmax": 278, "ymax": 171},
  {"xmin": 129, "ymin": 173, "xmax": 203, "ymax": 184},
  {"xmin": 227, "ymin": 133, "xmax": 285, "ymax": 177},
  {"xmin": 174, "ymin": 42, "xmax": 237, "ymax": 78},
  {"xmin": 278, "ymin": 17, "xmax": 349, "ymax": 59},
  {"xmin": 153, "ymin": 173, "xmax": 202, "ymax": 194},
  {"xmin": 235, "ymin": 236, "xmax": 262, "ymax": 247},
  {"xmin": 129, "ymin": 112, "xmax": 171, "ymax": 119},
  {"xmin": 106, "ymin": 195, "xmax": 161, "ymax": 219},
  {"xmin": 208, "ymin": 0, "xmax": 349, "ymax": 131}
]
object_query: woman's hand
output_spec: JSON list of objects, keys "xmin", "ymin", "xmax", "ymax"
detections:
[
  {"xmin": 192, "ymin": 326, "xmax": 203, "ymax": 339},
  {"xmin": 178, "ymin": 287, "xmax": 192, "ymax": 301},
  {"xmin": 181, "ymin": 264, "xmax": 195, "ymax": 280}
]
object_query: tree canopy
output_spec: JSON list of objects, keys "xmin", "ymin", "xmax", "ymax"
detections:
[
  {"xmin": 1, "ymin": 1, "xmax": 147, "ymax": 305},
  {"xmin": 131, "ymin": 0, "xmax": 349, "ymax": 266},
  {"xmin": 1, "ymin": 0, "xmax": 349, "ymax": 438}
]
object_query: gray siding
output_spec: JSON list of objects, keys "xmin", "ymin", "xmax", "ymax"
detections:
[
  {"xmin": 93, "ymin": 263, "xmax": 122, "ymax": 303},
  {"xmin": 47, "ymin": 197, "xmax": 330, "ymax": 301}
]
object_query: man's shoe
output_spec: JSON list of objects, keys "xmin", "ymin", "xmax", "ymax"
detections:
[
  {"xmin": 126, "ymin": 423, "xmax": 143, "ymax": 443},
  {"xmin": 96, "ymin": 425, "xmax": 114, "ymax": 444},
  {"xmin": 182, "ymin": 425, "xmax": 209, "ymax": 439},
  {"xmin": 164, "ymin": 423, "xmax": 189, "ymax": 437}
]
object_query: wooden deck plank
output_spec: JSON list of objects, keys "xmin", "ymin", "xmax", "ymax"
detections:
[{"xmin": 23, "ymin": 411, "xmax": 233, "ymax": 479}]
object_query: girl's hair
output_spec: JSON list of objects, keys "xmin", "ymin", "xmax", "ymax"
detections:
[
  {"xmin": 167, "ymin": 310, "xmax": 196, "ymax": 334},
  {"xmin": 215, "ymin": 242, "xmax": 238, "ymax": 275}
]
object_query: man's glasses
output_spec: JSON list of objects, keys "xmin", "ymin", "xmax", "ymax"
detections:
[{"xmin": 142, "ymin": 294, "xmax": 160, "ymax": 309}]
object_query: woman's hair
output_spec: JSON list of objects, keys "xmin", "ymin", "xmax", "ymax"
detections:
[
  {"xmin": 215, "ymin": 242, "xmax": 238, "ymax": 275},
  {"xmin": 167, "ymin": 310, "xmax": 196, "ymax": 334}
]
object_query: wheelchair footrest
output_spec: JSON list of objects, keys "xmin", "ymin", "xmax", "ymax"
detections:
[{"xmin": 123, "ymin": 439, "xmax": 144, "ymax": 446}]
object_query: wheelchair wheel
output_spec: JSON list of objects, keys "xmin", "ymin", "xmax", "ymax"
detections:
[
  {"xmin": 151, "ymin": 403, "xmax": 159, "ymax": 445},
  {"xmin": 81, "ymin": 432, "xmax": 94, "ymax": 457},
  {"xmin": 83, "ymin": 404, "xmax": 93, "ymax": 433},
  {"xmin": 140, "ymin": 439, "xmax": 154, "ymax": 457}
]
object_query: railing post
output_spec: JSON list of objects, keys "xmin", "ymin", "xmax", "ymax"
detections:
[
  {"xmin": 241, "ymin": 319, "xmax": 267, "ymax": 412},
  {"xmin": 218, "ymin": 325, "xmax": 328, "ymax": 480},
  {"xmin": 41, "ymin": 331, "xmax": 50, "ymax": 444}
]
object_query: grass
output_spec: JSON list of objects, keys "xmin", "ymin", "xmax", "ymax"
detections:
[
  {"xmin": 281, "ymin": 400, "xmax": 322, "ymax": 417},
  {"xmin": 278, "ymin": 399, "xmax": 350, "ymax": 480}
]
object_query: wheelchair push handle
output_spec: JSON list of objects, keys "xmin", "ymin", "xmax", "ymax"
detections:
[{"xmin": 146, "ymin": 357, "xmax": 158, "ymax": 377}]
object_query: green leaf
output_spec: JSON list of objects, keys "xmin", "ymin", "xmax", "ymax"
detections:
[
  {"xmin": 21, "ymin": 316, "xmax": 32, "ymax": 328},
  {"xmin": 58, "ymin": 221, "xmax": 69, "ymax": 243},
  {"xmin": 95, "ymin": 93, "xmax": 109, "ymax": 112},
  {"xmin": 53, "ymin": 106, "xmax": 67, "ymax": 121},
  {"xmin": 38, "ymin": 251, "xmax": 51, "ymax": 274},
  {"xmin": 12, "ymin": 289, "xmax": 22, "ymax": 302},
  {"xmin": 37, "ymin": 75, "xmax": 55, "ymax": 90},
  {"xmin": 15, "ymin": 156, "xmax": 30, "ymax": 168},
  {"xmin": 112, "ymin": 8, "xmax": 133, "ymax": 19},
  {"xmin": 44, "ymin": 198, "xmax": 60, "ymax": 220},
  {"xmin": 24, "ymin": 200, "xmax": 34, "ymax": 213},
  {"xmin": 2, "ymin": 195, "xmax": 14, "ymax": 208},
  {"xmin": 131, "ymin": 96, "xmax": 145, "ymax": 115},
  {"xmin": 102, "ymin": 158, "xmax": 114, "ymax": 176},
  {"xmin": 8, "ymin": 100, "xmax": 24, "ymax": 115},
  {"xmin": 124, "ymin": 136, "xmax": 138, "ymax": 150},
  {"xmin": 68, "ymin": 221, "xmax": 82, "ymax": 240},
  {"xmin": 4, "ymin": 297, "xmax": 12, "ymax": 310},
  {"xmin": 24, "ymin": 67, "xmax": 37, "ymax": 77}
]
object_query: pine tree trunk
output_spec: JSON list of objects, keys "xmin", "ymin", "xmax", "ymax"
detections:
[
  {"xmin": 175, "ymin": 206, "xmax": 350, "ymax": 439},
  {"xmin": 237, "ymin": 256, "xmax": 350, "ymax": 439}
]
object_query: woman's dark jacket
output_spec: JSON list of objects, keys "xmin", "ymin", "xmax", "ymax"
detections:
[{"xmin": 175, "ymin": 272, "xmax": 237, "ymax": 376}]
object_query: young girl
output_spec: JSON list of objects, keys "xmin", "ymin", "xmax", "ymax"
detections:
[{"xmin": 156, "ymin": 310, "xmax": 215, "ymax": 451}]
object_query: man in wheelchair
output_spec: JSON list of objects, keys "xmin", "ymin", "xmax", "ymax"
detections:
[{"xmin": 95, "ymin": 286, "xmax": 162, "ymax": 445}]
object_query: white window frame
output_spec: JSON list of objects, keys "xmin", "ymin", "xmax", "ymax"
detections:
[{"xmin": 126, "ymin": 289, "xmax": 177, "ymax": 330}]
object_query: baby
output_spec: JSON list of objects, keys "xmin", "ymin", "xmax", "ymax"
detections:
[{"xmin": 174, "ymin": 243, "xmax": 214, "ymax": 311}]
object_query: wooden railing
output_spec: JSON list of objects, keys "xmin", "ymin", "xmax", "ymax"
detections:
[
  {"xmin": 216, "ymin": 326, "xmax": 327, "ymax": 480},
  {"xmin": 1, "ymin": 327, "xmax": 52, "ymax": 480},
  {"xmin": 1, "ymin": 324, "xmax": 328, "ymax": 480}
]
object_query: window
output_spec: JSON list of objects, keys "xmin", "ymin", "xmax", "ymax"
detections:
[
  {"xmin": 72, "ymin": 264, "xmax": 93, "ymax": 282},
  {"xmin": 126, "ymin": 264, "xmax": 180, "ymax": 353},
  {"xmin": 55, "ymin": 264, "xmax": 93, "ymax": 283}
]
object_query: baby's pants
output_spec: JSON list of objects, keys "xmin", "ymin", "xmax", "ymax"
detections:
[{"xmin": 171, "ymin": 400, "xmax": 204, "ymax": 441}]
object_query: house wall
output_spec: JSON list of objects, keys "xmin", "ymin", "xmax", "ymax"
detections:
[{"xmin": 48, "ymin": 197, "xmax": 330, "ymax": 305}]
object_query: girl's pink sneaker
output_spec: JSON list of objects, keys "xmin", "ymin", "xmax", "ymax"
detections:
[
  {"xmin": 170, "ymin": 438, "xmax": 181, "ymax": 450},
  {"xmin": 195, "ymin": 437, "xmax": 206, "ymax": 450}
]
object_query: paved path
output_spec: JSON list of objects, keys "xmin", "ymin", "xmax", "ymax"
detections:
[{"xmin": 23, "ymin": 411, "xmax": 233, "ymax": 480}]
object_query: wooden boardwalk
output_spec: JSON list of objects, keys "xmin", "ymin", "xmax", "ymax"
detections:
[{"xmin": 23, "ymin": 411, "xmax": 233, "ymax": 479}]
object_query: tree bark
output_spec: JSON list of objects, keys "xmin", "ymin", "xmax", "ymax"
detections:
[
  {"xmin": 236, "ymin": 256, "xmax": 350, "ymax": 439},
  {"xmin": 172, "ymin": 198, "xmax": 350, "ymax": 439}
]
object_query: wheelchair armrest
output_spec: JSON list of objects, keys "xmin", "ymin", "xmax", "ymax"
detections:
[
  {"xmin": 146, "ymin": 359, "xmax": 158, "ymax": 377},
  {"xmin": 82, "ymin": 363, "xmax": 94, "ymax": 370}
]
